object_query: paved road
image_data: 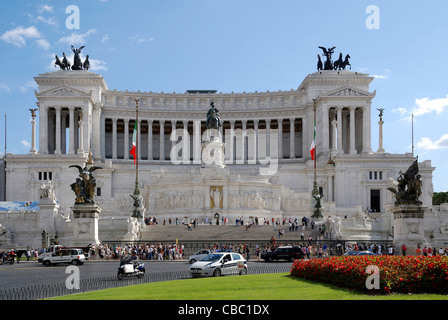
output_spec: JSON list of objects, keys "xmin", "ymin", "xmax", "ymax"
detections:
[{"xmin": 0, "ymin": 260, "xmax": 292, "ymax": 291}]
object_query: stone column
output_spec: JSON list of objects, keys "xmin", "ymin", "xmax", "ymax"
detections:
[
  {"xmin": 327, "ymin": 175, "xmax": 333, "ymax": 202},
  {"xmin": 253, "ymin": 119, "xmax": 259, "ymax": 164},
  {"xmin": 337, "ymin": 106, "xmax": 343, "ymax": 154},
  {"xmin": 100, "ymin": 115, "xmax": 105, "ymax": 159},
  {"xmin": 302, "ymin": 116, "xmax": 307, "ymax": 159},
  {"xmin": 183, "ymin": 120, "xmax": 189, "ymax": 163},
  {"xmin": 193, "ymin": 120, "xmax": 201, "ymax": 164},
  {"xmin": 229, "ymin": 120, "xmax": 235, "ymax": 163},
  {"xmin": 30, "ymin": 116, "xmax": 37, "ymax": 154},
  {"xmin": 77, "ymin": 115, "xmax": 84, "ymax": 154},
  {"xmin": 289, "ymin": 117, "xmax": 295, "ymax": 159},
  {"xmin": 322, "ymin": 104, "xmax": 329, "ymax": 153},
  {"xmin": 39, "ymin": 105, "xmax": 49, "ymax": 154},
  {"xmin": 112, "ymin": 118, "xmax": 117, "ymax": 159},
  {"xmin": 277, "ymin": 118, "xmax": 283, "ymax": 159},
  {"xmin": 54, "ymin": 106, "xmax": 62, "ymax": 154},
  {"xmin": 349, "ymin": 106, "xmax": 356, "ymax": 154},
  {"xmin": 362, "ymin": 103, "xmax": 373, "ymax": 153},
  {"xmin": 124, "ymin": 119, "xmax": 129, "ymax": 160},
  {"xmin": 92, "ymin": 104, "xmax": 102, "ymax": 160},
  {"xmin": 377, "ymin": 120, "xmax": 385, "ymax": 153},
  {"xmin": 159, "ymin": 120, "xmax": 165, "ymax": 161},
  {"xmin": 241, "ymin": 120, "xmax": 247, "ymax": 163},
  {"xmin": 68, "ymin": 107, "xmax": 75, "ymax": 154},
  {"xmin": 266, "ymin": 119, "xmax": 271, "ymax": 158},
  {"xmin": 331, "ymin": 117, "xmax": 337, "ymax": 153},
  {"xmin": 148, "ymin": 120, "xmax": 153, "ymax": 160},
  {"xmin": 171, "ymin": 120, "xmax": 176, "ymax": 149}
]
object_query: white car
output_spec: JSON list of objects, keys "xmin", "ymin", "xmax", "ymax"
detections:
[
  {"xmin": 42, "ymin": 248, "xmax": 86, "ymax": 266},
  {"xmin": 190, "ymin": 252, "xmax": 248, "ymax": 278},
  {"xmin": 189, "ymin": 249, "xmax": 212, "ymax": 264},
  {"xmin": 37, "ymin": 245, "xmax": 64, "ymax": 263}
]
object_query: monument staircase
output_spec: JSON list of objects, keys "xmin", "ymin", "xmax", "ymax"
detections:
[{"xmin": 138, "ymin": 223, "xmax": 320, "ymax": 243}]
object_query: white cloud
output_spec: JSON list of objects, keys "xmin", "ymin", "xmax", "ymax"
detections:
[
  {"xmin": 416, "ymin": 134, "xmax": 448, "ymax": 151},
  {"xmin": 412, "ymin": 95, "xmax": 448, "ymax": 117},
  {"xmin": 38, "ymin": 5, "xmax": 53, "ymax": 13},
  {"xmin": 35, "ymin": 38, "xmax": 51, "ymax": 50},
  {"xmin": 89, "ymin": 59, "xmax": 108, "ymax": 72},
  {"xmin": 0, "ymin": 83, "xmax": 11, "ymax": 92},
  {"xmin": 101, "ymin": 34, "xmax": 109, "ymax": 43},
  {"xmin": 34, "ymin": 15, "xmax": 58, "ymax": 27},
  {"xmin": 19, "ymin": 81, "xmax": 38, "ymax": 93},
  {"xmin": 58, "ymin": 29, "xmax": 97, "ymax": 46},
  {"xmin": 21, "ymin": 140, "xmax": 30, "ymax": 148},
  {"xmin": 0, "ymin": 26, "xmax": 41, "ymax": 47},
  {"xmin": 393, "ymin": 94, "xmax": 448, "ymax": 122},
  {"xmin": 372, "ymin": 74, "xmax": 389, "ymax": 79},
  {"xmin": 129, "ymin": 34, "xmax": 154, "ymax": 45}
]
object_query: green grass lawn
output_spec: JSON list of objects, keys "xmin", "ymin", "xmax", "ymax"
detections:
[{"xmin": 48, "ymin": 273, "xmax": 448, "ymax": 300}]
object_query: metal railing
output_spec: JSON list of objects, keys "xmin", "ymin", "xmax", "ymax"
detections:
[
  {"xmin": 101, "ymin": 239, "xmax": 394, "ymax": 257},
  {"xmin": 0, "ymin": 265, "xmax": 291, "ymax": 300}
]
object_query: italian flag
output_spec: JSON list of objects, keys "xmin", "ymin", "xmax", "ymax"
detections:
[
  {"xmin": 310, "ymin": 118, "xmax": 316, "ymax": 160},
  {"xmin": 130, "ymin": 121, "xmax": 137, "ymax": 163}
]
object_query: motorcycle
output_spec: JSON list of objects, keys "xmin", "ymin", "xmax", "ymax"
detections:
[
  {"xmin": 117, "ymin": 258, "xmax": 145, "ymax": 280},
  {"xmin": 0, "ymin": 252, "xmax": 16, "ymax": 265}
]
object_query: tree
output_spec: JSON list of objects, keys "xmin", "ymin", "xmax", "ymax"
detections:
[{"xmin": 433, "ymin": 192, "xmax": 448, "ymax": 205}]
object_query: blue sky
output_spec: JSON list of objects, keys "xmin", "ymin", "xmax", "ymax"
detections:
[{"xmin": 0, "ymin": 0, "xmax": 447, "ymax": 192}]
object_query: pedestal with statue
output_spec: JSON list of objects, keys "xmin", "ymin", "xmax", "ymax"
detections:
[
  {"xmin": 201, "ymin": 101, "xmax": 229, "ymax": 177},
  {"xmin": 388, "ymin": 158, "xmax": 426, "ymax": 255},
  {"xmin": 69, "ymin": 152, "xmax": 103, "ymax": 247}
]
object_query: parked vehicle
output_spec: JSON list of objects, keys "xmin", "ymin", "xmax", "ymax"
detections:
[
  {"xmin": 117, "ymin": 257, "xmax": 145, "ymax": 280},
  {"xmin": 189, "ymin": 249, "xmax": 212, "ymax": 264},
  {"xmin": 260, "ymin": 246, "xmax": 304, "ymax": 262},
  {"xmin": 37, "ymin": 245, "xmax": 65, "ymax": 263},
  {"xmin": 343, "ymin": 250, "xmax": 377, "ymax": 256},
  {"xmin": 38, "ymin": 244, "xmax": 92, "ymax": 262},
  {"xmin": 190, "ymin": 252, "xmax": 247, "ymax": 278},
  {"xmin": 42, "ymin": 248, "xmax": 86, "ymax": 266}
]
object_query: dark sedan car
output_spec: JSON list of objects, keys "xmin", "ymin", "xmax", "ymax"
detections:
[
  {"xmin": 343, "ymin": 250, "xmax": 377, "ymax": 256},
  {"xmin": 261, "ymin": 246, "xmax": 304, "ymax": 262}
]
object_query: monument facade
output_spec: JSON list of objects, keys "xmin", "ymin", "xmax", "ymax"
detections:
[{"xmin": 0, "ymin": 48, "xmax": 445, "ymax": 249}]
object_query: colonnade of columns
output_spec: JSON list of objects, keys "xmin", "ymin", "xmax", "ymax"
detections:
[
  {"xmin": 38, "ymin": 106, "xmax": 85, "ymax": 155},
  {"xmin": 37, "ymin": 104, "xmax": 373, "ymax": 160},
  {"xmin": 102, "ymin": 117, "xmax": 306, "ymax": 163}
]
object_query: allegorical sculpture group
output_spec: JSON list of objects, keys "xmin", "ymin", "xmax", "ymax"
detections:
[
  {"xmin": 317, "ymin": 46, "xmax": 351, "ymax": 71},
  {"xmin": 70, "ymin": 163, "xmax": 102, "ymax": 204},
  {"xmin": 387, "ymin": 159, "xmax": 423, "ymax": 206},
  {"xmin": 55, "ymin": 45, "xmax": 90, "ymax": 71}
]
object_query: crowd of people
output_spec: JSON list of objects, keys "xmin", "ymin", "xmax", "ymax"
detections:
[{"xmin": 94, "ymin": 243, "xmax": 185, "ymax": 261}]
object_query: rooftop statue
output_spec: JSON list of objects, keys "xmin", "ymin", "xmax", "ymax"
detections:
[
  {"xmin": 54, "ymin": 46, "xmax": 90, "ymax": 71},
  {"xmin": 317, "ymin": 46, "xmax": 351, "ymax": 71},
  {"xmin": 71, "ymin": 45, "xmax": 85, "ymax": 70}
]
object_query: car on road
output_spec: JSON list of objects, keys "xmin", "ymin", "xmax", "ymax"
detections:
[
  {"xmin": 260, "ymin": 246, "xmax": 304, "ymax": 262},
  {"xmin": 343, "ymin": 250, "xmax": 377, "ymax": 256},
  {"xmin": 189, "ymin": 249, "xmax": 212, "ymax": 264},
  {"xmin": 190, "ymin": 252, "xmax": 247, "ymax": 278},
  {"xmin": 42, "ymin": 248, "xmax": 86, "ymax": 266}
]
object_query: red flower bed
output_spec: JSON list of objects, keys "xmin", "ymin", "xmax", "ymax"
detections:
[{"xmin": 290, "ymin": 255, "xmax": 448, "ymax": 294}]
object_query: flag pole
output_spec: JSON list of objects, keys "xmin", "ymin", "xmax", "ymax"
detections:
[
  {"xmin": 134, "ymin": 98, "xmax": 140, "ymax": 188},
  {"xmin": 411, "ymin": 113, "xmax": 414, "ymax": 157},
  {"xmin": 312, "ymin": 99, "xmax": 318, "ymax": 197}
]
